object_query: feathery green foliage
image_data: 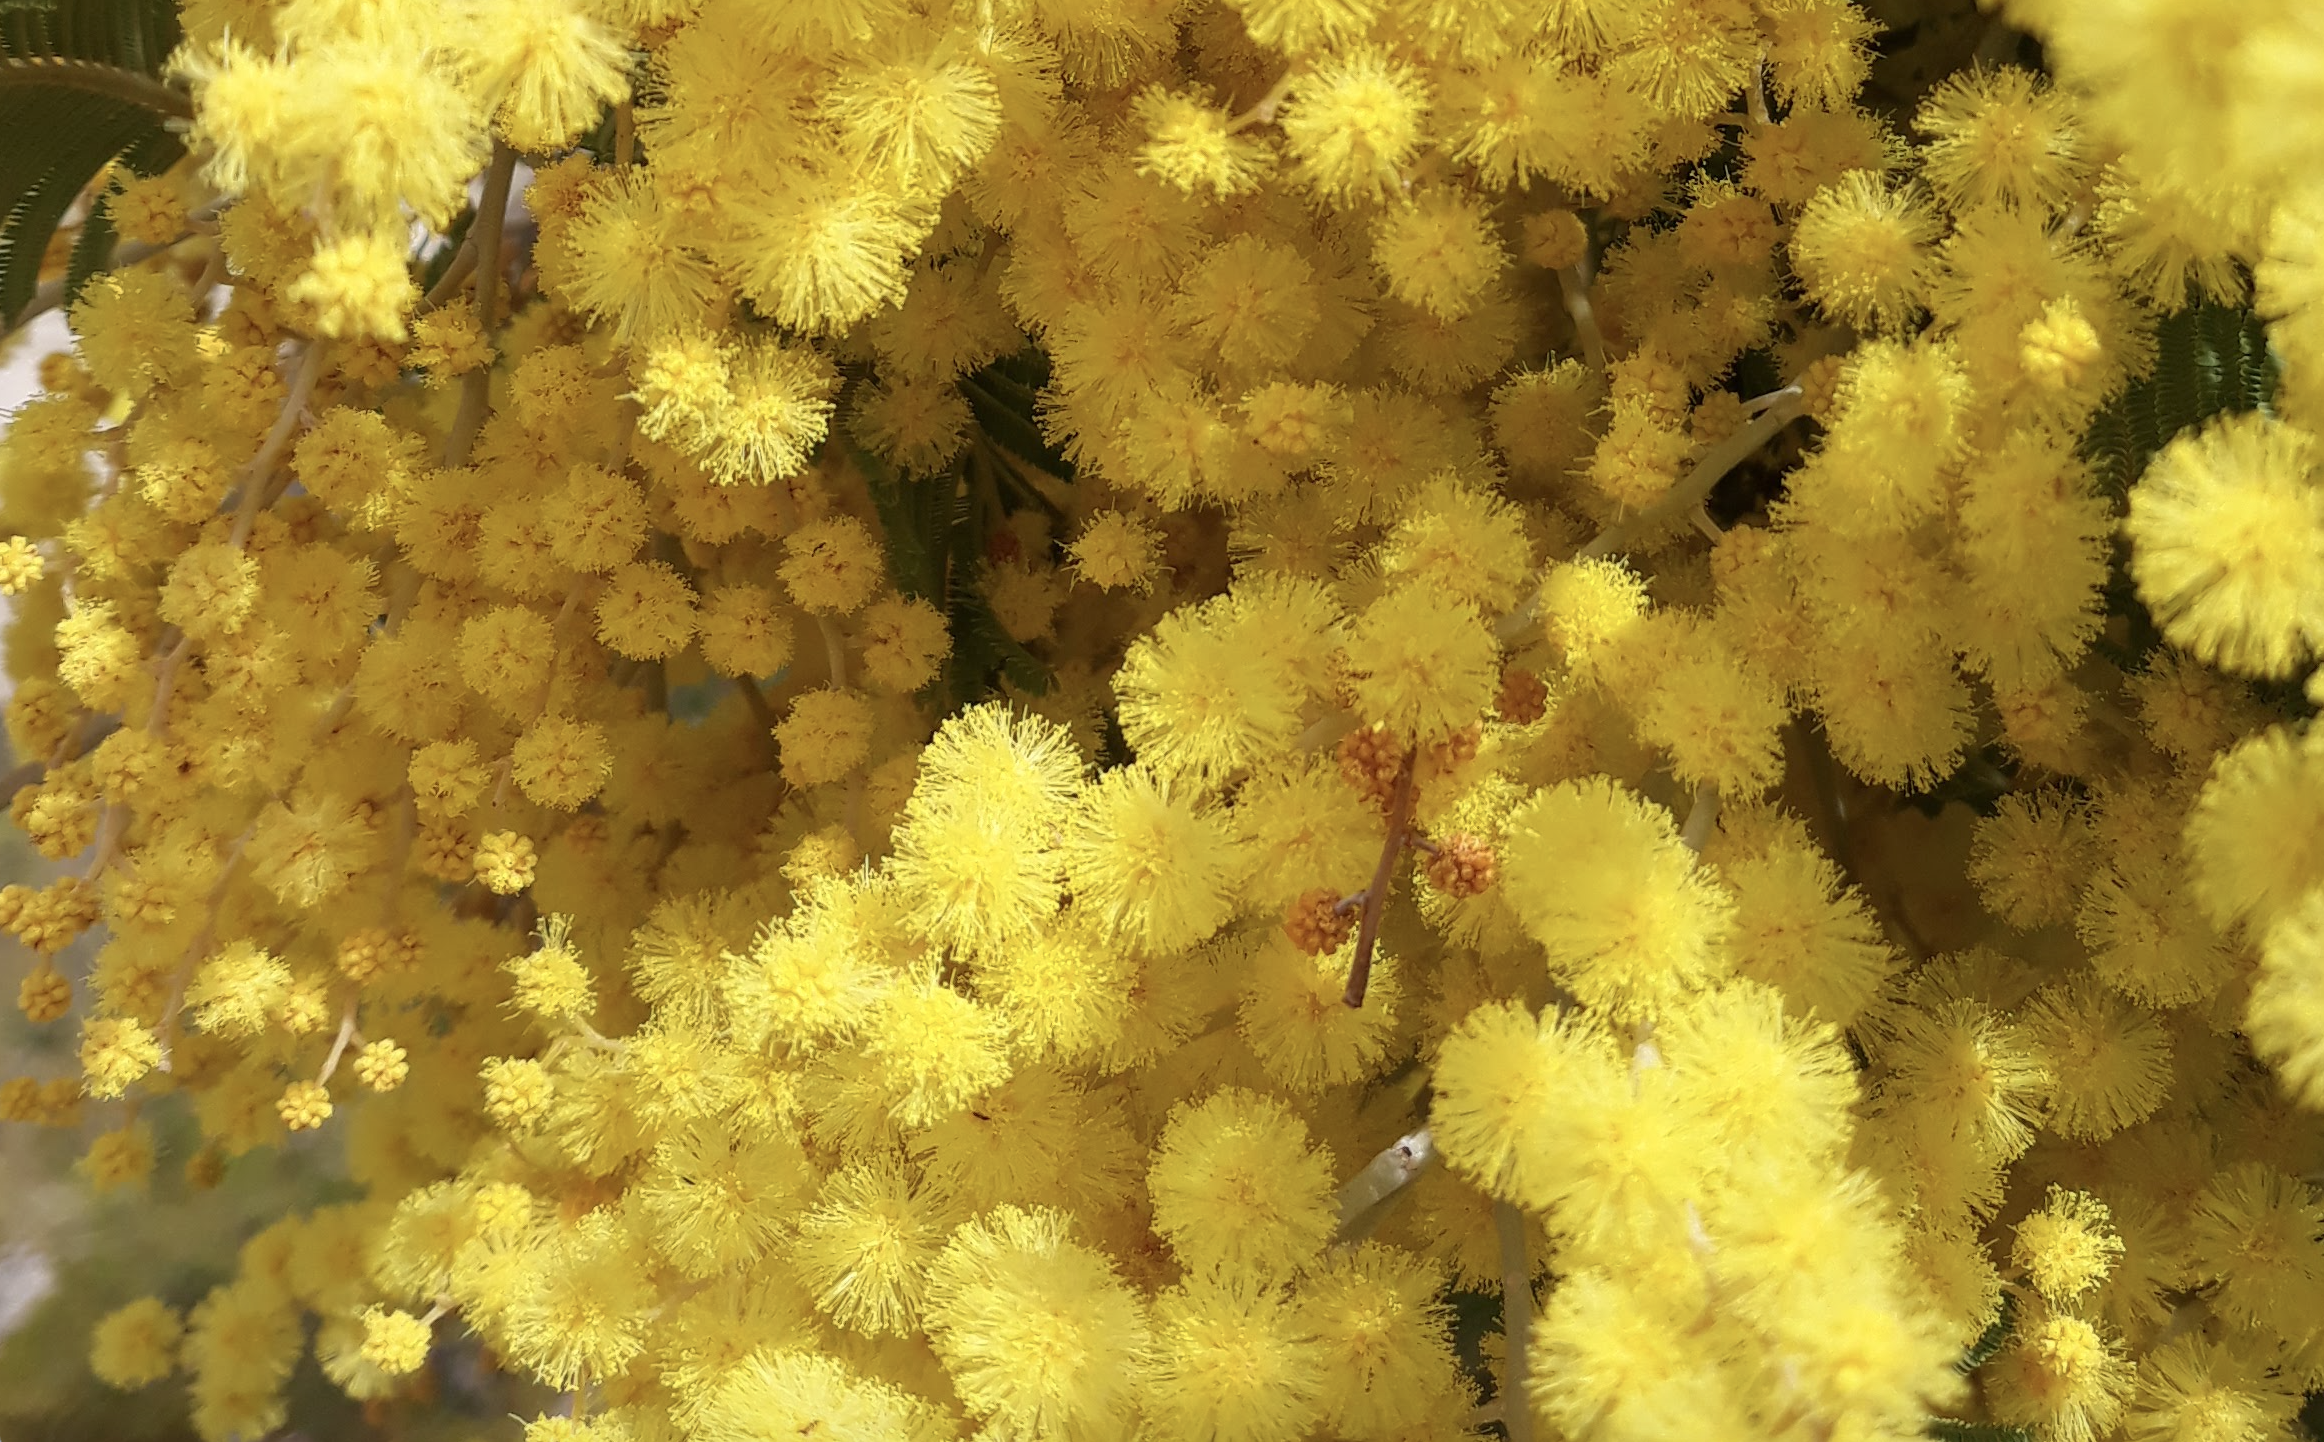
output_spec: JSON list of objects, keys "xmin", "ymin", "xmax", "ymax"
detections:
[{"xmin": 0, "ymin": 0, "xmax": 186, "ymax": 326}]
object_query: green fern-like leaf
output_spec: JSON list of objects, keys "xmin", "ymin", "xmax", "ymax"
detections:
[
  {"xmin": 959, "ymin": 346, "xmax": 1076, "ymax": 478},
  {"xmin": 854, "ymin": 391, "xmax": 1061, "ymax": 708},
  {"xmin": 1, "ymin": 0, "xmax": 183, "ymax": 77},
  {"xmin": 855, "ymin": 440, "xmax": 956, "ymax": 607},
  {"xmin": 1955, "ymin": 1290, "xmax": 2017, "ymax": 1374},
  {"xmin": 1927, "ymin": 1422, "xmax": 2035, "ymax": 1442},
  {"xmin": 2082, "ymin": 302, "xmax": 2279, "ymax": 497},
  {"xmin": 0, "ymin": 89, "xmax": 183, "ymax": 324},
  {"xmin": 0, "ymin": 0, "xmax": 188, "ymax": 327},
  {"xmin": 61, "ymin": 118, "xmax": 176, "ymax": 307},
  {"xmin": 2081, "ymin": 302, "xmax": 2281, "ymax": 672}
]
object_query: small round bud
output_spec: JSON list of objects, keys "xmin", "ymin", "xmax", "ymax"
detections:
[
  {"xmin": 359, "ymin": 1306, "xmax": 432, "ymax": 1376},
  {"xmin": 0, "ymin": 536, "xmax": 45, "ymax": 596},
  {"xmin": 482, "ymin": 1056, "xmax": 554, "ymax": 1131},
  {"xmin": 474, "ymin": 831, "xmax": 537, "ymax": 894},
  {"xmin": 18, "ymin": 963, "xmax": 70, "ymax": 1023},
  {"xmin": 1424, "ymin": 833, "xmax": 1499, "ymax": 899},
  {"xmin": 1337, "ymin": 724, "xmax": 1405, "ymax": 811},
  {"xmin": 278, "ymin": 1079, "xmax": 333, "ymax": 1131},
  {"xmin": 1497, "ymin": 666, "xmax": 1549, "ymax": 724},
  {"xmin": 1283, "ymin": 887, "xmax": 1355, "ymax": 956},
  {"xmin": 353, "ymin": 1039, "xmax": 409, "ymax": 1092}
]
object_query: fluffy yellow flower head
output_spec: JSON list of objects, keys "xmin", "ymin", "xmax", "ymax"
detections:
[
  {"xmin": 2127, "ymin": 412, "xmax": 2324, "ymax": 679},
  {"xmin": 286, "ymin": 229, "xmax": 416, "ymax": 341},
  {"xmin": 1499, "ymin": 778, "xmax": 1735, "ymax": 1017},
  {"xmin": 90, "ymin": 1298, "xmax": 183, "ymax": 1389},
  {"xmin": 1148, "ymin": 1087, "xmax": 1336, "ymax": 1281},
  {"xmin": 921, "ymin": 1205, "xmax": 1149, "ymax": 1441}
]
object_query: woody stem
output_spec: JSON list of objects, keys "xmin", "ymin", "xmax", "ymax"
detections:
[{"xmin": 1342, "ymin": 748, "xmax": 1417, "ymax": 1009}]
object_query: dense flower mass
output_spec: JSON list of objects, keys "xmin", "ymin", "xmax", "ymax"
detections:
[{"xmin": 7, "ymin": 0, "xmax": 2324, "ymax": 1439}]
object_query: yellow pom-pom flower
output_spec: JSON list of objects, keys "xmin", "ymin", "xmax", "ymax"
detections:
[
  {"xmin": 2013, "ymin": 1187, "xmax": 2124, "ymax": 1305},
  {"xmin": 1145, "ymin": 1273, "xmax": 1327, "ymax": 1442},
  {"xmin": 1281, "ymin": 47, "xmax": 1428, "ymax": 204},
  {"xmin": 1789, "ymin": 170, "xmax": 1937, "ymax": 332},
  {"xmin": 357, "ymin": 1306, "xmax": 432, "ymax": 1377},
  {"xmin": 1147, "ymin": 1087, "xmax": 1336, "ymax": 1281},
  {"xmin": 1345, "ymin": 585, "xmax": 1497, "ymax": 745},
  {"xmin": 286, "ymin": 229, "xmax": 416, "ymax": 341},
  {"xmin": 2126, "ymin": 412, "xmax": 2324, "ymax": 679},
  {"xmin": 921, "ymin": 1205, "xmax": 1149, "ymax": 1441},
  {"xmin": 1372, "ymin": 191, "xmax": 1507, "ymax": 321},
  {"xmin": 1499, "ymin": 778, "xmax": 1734, "ymax": 1017},
  {"xmin": 1060, "ymin": 765, "xmax": 1242, "ymax": 955},
  {"xmin": 0, "ymin": 536, "xmax": 44, "ymax": 595},
  {"xmin": 90, "ymin": 1297, "xmax": 183, "ymax": 1389}
]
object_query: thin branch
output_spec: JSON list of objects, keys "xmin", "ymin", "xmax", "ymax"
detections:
[
  {"xmin": 1228, "ymin": 68, "xmax": 1296, "ymax": 130},
  {"xmin": 1496, "ymin": 390, "xmax": 1805, "ymax": 644},
  {"xmin": 1789, "ymin": 720, "xmax": 1932, "ymax": 963},
  {"xmin": 0, "ymin": 58, "xmax": 192, "ymax": 118},
  {"xmin": 0, "ymin": 760, "xmax": 38, "ymax": 800},
  {"xmin": 19, "ymin": 198, "xmax": 227, "ymax": 330},
  {"xmin": 1343, "ymin": 748, "xmax": 1418, "ymax": 1009},
  {"xmin": 1681, "ymin": 784, "xmax": 1719, "ymax": 854},
  {"xmin": 442, "ymin": 143, "xmax": 518, "ymax": 468},
  {"xmin": 228, "ymin": 340, "xmax": 325, "ymax": 546},
  {"xmin": 1556, "ymin": 264, "xmax": 1607, "ymax": 374},
  {"xmin": 1494, "ymin": 1201, "xmax": 1537, "ymax": 1442},
  {"xmin": 816, "ymin": 613, "xmax": 849, "ymax": 691},
  {"xmin": 417, "ymin": 239, "xmax": 478, "ymax": 313},
  {"xmin": 0, "ymin": 710, "xmax": 112, "ymax": 800},
  {"xmin": 1334, "ymin": 1127, "xmax": 1434, "ymax": 1245},
  {"xmin": 24, "ymin": 236, "xmax": 165, "ymax": 328},
  {"xmin": 1580, "ymin": 393, "xmax": 1803, "ymax": 561},
  {"xmin": 84, "ymin": 798, "xmax": 128, "ymax": 881},
  {"xmin": 315, "ymin": 1002, "xmax": 360, "ymax": 1084},
  {"xmin": 146, "ymin": 633, "xmax": 193, "ymax": 737},
  {"xmin": 735, "ymin": 674, "xmax": 780, "ymax": 770},
  {"xmin": 1293, "ymin": 712, "xmax": 1354, "ymax": 754}
]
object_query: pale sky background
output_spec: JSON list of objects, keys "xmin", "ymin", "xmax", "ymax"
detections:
[{"xmin": 2, "ymin": 309, "xmax": 66, "ymax": 409}]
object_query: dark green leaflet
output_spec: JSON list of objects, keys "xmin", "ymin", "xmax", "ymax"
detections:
[
  {"xmin": 2082, "ymin": 301, "xmax": 2279, "ymax": 500},
  {"xmin": 0, "ymin": 0, "xmax": 188, "ymax": 327}
]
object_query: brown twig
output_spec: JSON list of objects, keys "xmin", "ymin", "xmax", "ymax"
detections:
[
  {"xmin": 1495, "ymin": 1201, "xmax": 1537, "ymax": 1442},
  {"xmin": 1495, "ymin": 389, "xmax": 1806, "ymax": 644},
  {"xmin": 1228, "ymin": 68, "xmax": 1296, "ymax": 131},
  {"xmin": 1342, "ymin": 747, "xmax": 1418, "ymax": 1009},
  {"xmin": 155, "ymin": 823, "xmax": 257, "ymax": 1059},
  {"xmin": 228, "ymin": 340, "xmax": 326, "ymax": 548},
  {"xmin": 1556, "ymin": 264, "xmax": 1607, "ymax": 374},
  {"xmin": 315, "ymin": 1001, "xmax": 361, "ymax": 1084},
  {"xmin": 735, "ymin": 674, "xmax": 780, "ymax": 770},
  {"xmin": 442, "ymin": 143, "xmax": 518, "ymax": 469}
]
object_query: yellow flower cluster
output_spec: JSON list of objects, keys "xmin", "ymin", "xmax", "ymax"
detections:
[{"xmin": 7, "ymin": 0, "xmax": 2324, "ymax": 1439}]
